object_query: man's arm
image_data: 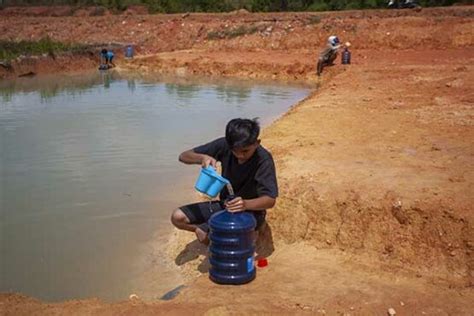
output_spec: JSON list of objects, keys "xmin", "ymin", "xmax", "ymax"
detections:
[
  {"xmin": 179, "ymin": 149, "xmax": 217, "ymax": 168},
  {"xmin": 225, "ymin": 195, "xmax": 276, "ymax": 213}
]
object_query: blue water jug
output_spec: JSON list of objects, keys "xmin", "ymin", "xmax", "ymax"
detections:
[
  {"xmin": 342, "ymin": 48, "xmax": 351, "ymax": 65},
  {"xmin": 125, "ymin": 45, "xmax": 134, "ymax": 58},
  {"xmin": 208, "ymin": 209, "xmax": 256, "ymax": 285}
]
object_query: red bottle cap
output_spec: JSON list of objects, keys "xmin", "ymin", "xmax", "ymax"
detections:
[{"xmin": 257, "ymin": 258, "xmax": 268, "ymax": 268}]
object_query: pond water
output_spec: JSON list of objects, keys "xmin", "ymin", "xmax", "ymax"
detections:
[{"xmin": 0, "ymin": 71, "xmax": 310, "ymax": 302}]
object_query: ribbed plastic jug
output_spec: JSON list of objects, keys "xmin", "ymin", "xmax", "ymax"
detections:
[
  {"xmin": 208, "ymin": 210, "xmax": 256, "ymax": 284},
  {"xmin": 342, "ymin": 48, "xmax": 351, "ymax": 64},
  {"xmin": 125, "ymin": 45, "xmax": 134, "ymax": 58}
]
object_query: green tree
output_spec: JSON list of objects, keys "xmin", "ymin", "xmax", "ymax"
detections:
[{"xmin": 0, "ymin": 0, "xmax": 460, "ymax": 12}]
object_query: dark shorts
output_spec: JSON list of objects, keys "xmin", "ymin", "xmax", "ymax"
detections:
[{"xmin": 180, "ymin": 201, "xmax": 266, "ymax": 232}]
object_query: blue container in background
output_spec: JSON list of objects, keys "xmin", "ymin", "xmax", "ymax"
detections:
[
  {"xmin": 195, "ymin": 166, "xmax": 229, "ymax": 198},
  {"xmin": 125, "ymin": 45, "xmax": 134, "ymax": 58},
  {"xmin": 342, "ymin": 48, "xmax": 351, "ymax": 65},
  {"xmin": 209, "ymin": 210, "xmax": 257, "ymax": 285}
]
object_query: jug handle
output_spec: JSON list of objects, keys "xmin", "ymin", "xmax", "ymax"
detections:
[{"xmin": 224, "ymin": 194, "xmax": 236, "ymax": 213}]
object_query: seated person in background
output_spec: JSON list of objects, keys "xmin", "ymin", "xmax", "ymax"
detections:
[
  {"xmin": 100, "ymin": 49, "xmax": 116, "ymax": 68},
  {"xmin": 317, "ymin": 35, "xmax": 341, "ymax": 76},
  {"xmin": 171, "ymin": 118, "xmax": 278, "ymax": 245}
]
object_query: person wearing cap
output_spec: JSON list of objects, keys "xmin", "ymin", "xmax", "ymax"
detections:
[{"xmin": 317, "ymin": 35, "xmax": 341, "ymax": 76}]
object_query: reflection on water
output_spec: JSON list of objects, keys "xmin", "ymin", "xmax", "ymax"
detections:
[
  {"xmin": 0, "ymin": 72, "xmax": 303, "ymax": 106},
  {"xmin": 165, "ymin": 83, "xmax": 200, "ymax": 100},
  {"xmin": 1, "ymin": 72, "xmax": 106, "ymax": 103},
  {"xmin": 1, "ymin": 72, "xmax": 276, "ymax": 103},
  {"xmin": 0, "ymin": 72, "xmax": 309, "ymax": 302}
]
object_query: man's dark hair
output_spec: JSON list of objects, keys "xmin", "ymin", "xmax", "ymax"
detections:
[
  {"xmin": 225, "ymin": 118, "xmax": 260, "ymax": 149},
  {"xmin": 101, "ymin": 49, "xmax": 107, "ymax": 54}
]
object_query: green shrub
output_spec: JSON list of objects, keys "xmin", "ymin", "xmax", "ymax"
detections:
[
  {"xmin": 0, "ymin": 0, "xmax": 459, "ymax": 13},
  {"xmin": 0, "ymin": 37, "xmax": 87, "ymax": 61},
  {"xmin": 206, "ymin": 25, "xmax": 260, "ymax": 40},
  {"xmin": 308, "ymin": 1, "xmax": 330, "ymax": 11}
]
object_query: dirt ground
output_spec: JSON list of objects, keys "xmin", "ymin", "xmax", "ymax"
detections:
[{"xmin": 0, "ymin": 5, "xmax": 473, "ymax": 315}]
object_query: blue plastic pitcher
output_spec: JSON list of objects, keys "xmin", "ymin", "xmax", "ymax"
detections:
[{"xmin": 195, "ymin": 166, "xmax": 230, "ymax": 198}]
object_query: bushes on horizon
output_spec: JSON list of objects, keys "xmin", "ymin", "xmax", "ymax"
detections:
[
  {"xmin": 0, "ymin": 0, "xmax": 461, "ymax": 13},
  {"xmin": 0, "ymin": 37, "xmax": 87, "ymax": 61}
]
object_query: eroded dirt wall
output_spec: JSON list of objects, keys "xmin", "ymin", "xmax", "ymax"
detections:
[{"xmin": 0, "ymin": 7, "xmax": 472, "ymax": 55}]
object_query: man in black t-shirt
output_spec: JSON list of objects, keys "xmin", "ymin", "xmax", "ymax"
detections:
[{"xmin": 171, "ymin": 118, "xmax": 278, "ymax": 244}]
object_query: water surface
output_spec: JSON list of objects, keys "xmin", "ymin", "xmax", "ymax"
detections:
[{"xmin": 0, "ymin": 71, "xmax": 309, "ymax": 301}]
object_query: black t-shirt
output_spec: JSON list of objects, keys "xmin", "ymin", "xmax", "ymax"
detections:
[{"xmin": 193, "ymin": 137, "xmax": 278, "ymax": 211}]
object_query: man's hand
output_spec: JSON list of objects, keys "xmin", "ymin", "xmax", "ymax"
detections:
[
  {"xmin": 225, "ymin": 196, "xmax": 246, "ymax": 213},
  {"xmin": 201, "ymin": 155, "xmax": 217, "ymax": 169}
]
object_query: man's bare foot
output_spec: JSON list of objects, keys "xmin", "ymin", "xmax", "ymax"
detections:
[{"xmin": 195, "ymin": 227, "xmax": 209, "ymax": 245}]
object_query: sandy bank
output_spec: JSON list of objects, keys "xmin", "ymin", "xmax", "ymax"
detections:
[{"xmin": 0, "ymin": 52, "xmax": 98, "ymax": 79}]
